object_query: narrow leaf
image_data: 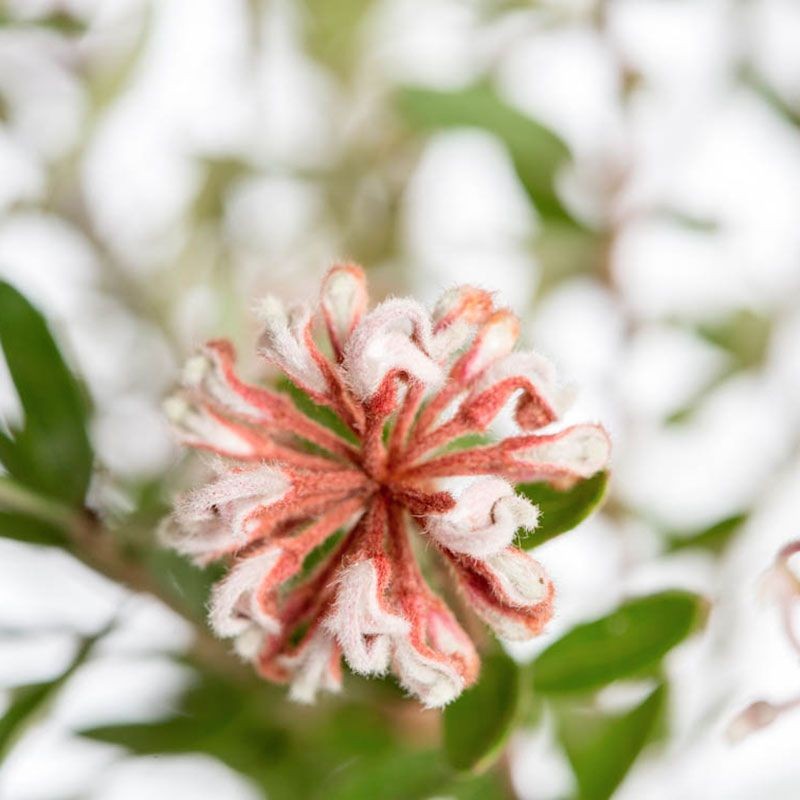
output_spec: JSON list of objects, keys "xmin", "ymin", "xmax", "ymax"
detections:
[
  {"xmin": 517, "ymin": 471, "xmax": 609, "ymax": 549},
  {"xmin": 0, "ymin": 281, "xmax": 92, "ymax": 505},
  {"xmin": 0, "ymin": 682, "xmax": 57, "ymax": 759},
  {"xmin": 664, "ymin": 513, "xmax": 748, "ymax": 555},
  {"xmin": 444, "ymin": 651, "xmax": 520, "ymax": 771},
  {"xmin": 531, "ymin": 591, "xmax": 705, "ymax": 694},
  {"xmin": 556, "ymin": 683, "xmax": 667, "ymax": 800}
]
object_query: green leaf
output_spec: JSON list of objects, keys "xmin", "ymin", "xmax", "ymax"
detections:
[
  {"xmin": 321, "ymin": 749, "xmax": 450, "ymax": 800},
  {"xmin": 398, "ymin": 83, "xmax": 577, "ymax": 224},
  {"xmin": 444, "ymin": 651, "xmax": 521, "ymax": 772},
  {"xmin": 531, "ymin": 591, "xmax": 706, "ymax": 694},
  {"xmin": 301, "ymin": 0, "xmax": 375, "ymax": 78},
  {"xmin": 517, "ymin": 471, "xmax": 609, "ymax": 549},
  {"xmin": 664, "ymin": 513, "xmax": 748, "ymax": 555},
  {"xmin": 0, "ymin": 682, "xmax": 58, "ymax": 759},
  {"xmin": 0, "ymin": 511, "xmax": 65, "ymax": 547},
  {"xmin": 556, "ymin": 683, "xmax": 667, "ymax": 800},
  {"xmin": 695, "ymin": 310, "xmax": 771, "ymax": 371},
  {"xmin": 277, "ymin": 377, "xmax": 358, "ymax": 444},
  {"xmin": 0, "ymin": 281, "xmax": 93, "ymax": 506}
]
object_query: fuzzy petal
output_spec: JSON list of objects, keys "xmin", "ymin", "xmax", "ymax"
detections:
[
  {"xmin": 208, "ymin": 548, "xmax": 284, "ymax": 639},
  {"xmin": 342, "ymin": 298, "xmax": 444, "ymax": 400},
  {"xmin": 257, "ymin": 296, "xmax": 328, "ymax": 397},
  {"xmin": 324, "ymin": 559, "xmax": 410, "ymax": 675},
  {"xmin": 425, "ymin": 477, "xmax": 538, "ymax": 558},
  {"xmin": 392, "ymin": 638, "xmax": 465, "ymax": 708},
  {"xmin": 320, "ymin": 264, "xmax": 369, "ymax": 359},
  {"xmin": 278, "ymin": 629, "xmax": 343, "ymax": 704}
]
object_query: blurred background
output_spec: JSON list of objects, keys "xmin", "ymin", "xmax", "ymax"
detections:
[{"xmin": 1, "ymin": 0, "xmax": 800, "ymax": 797}]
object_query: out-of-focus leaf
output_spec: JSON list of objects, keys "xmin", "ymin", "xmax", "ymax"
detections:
[
  {"xmin": 534, "ymin": 224, "xmax": 602, "ymax": 296},
  {"xmin": 320, "ymin": 749, "xmax": 450, "ymax": 800},
  {"xmin": 531, "ymin": 591, "xmax": 706, "ymax": 694},
  {"xmin": 0, "ymin": 11, "xmax": 86, "ymax": 34},
  {"xmin": 517, "ymin": 471, "xmax": 609, "ymax": 549},
  {"xmin": 398, "ymin": 83, "xmax": 576, "ymax": 224},
  {"xmin": 1, "ymin": 623, "xmax": 109, "ymax": 759},
  {"xmin": 0, "ymin": 512, "xmax": 65, "ymax": 547},
  {"xmin": 301, "ymin": 0, "xmax": 375, "ymax": 77},
  {"xmin": 0, "ymin": 281, "xmax": 92, "ymax": 506},
  {"xmin": 664, "ymin": 513, "xmax": 748, "ymax": 555},
  {"xmin": 741, "ymin": 66, "xmax": 800, "ymax": 129},
  {"xmin": 193, "ymin": 158, "xmax": 249, "ymax": 222},
  {"xmin": 441, "ymin": 433, "xmax": 494, "ymax": 454},
  {"xmin": 444, "ymin": 651, "xmax": 520, "ymax": 772},
  {"xmin": 556, "ymin": 683, "xmax": 667, "ymax": 800},
  {"xmin": 696, "ymin": 310, "xmax": 771, "ymax": 371},
  {"xmin": 277, "ymin": 377, "xmax": 358, "ymax": 444},
  {"xmin": 146, "ymin": 549, "xmax": 224, "ymax": 622},
  {"xmin": 0, "ymin": 682, "xmax": 57, "ymax": 759}
]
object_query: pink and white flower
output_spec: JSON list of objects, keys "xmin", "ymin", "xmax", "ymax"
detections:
[{"xmin": 163, "ymin": 264, "xmax": 610, "ymax": 706}]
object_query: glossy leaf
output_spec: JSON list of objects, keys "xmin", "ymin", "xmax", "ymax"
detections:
[
  {"xmin": 444, "ymin": 651, "xmax": 521, "ymax": 771},
  {"xmin": 517, "ymin": 471, "xmax": 609, "ymax": 549},
  {"xmin": 556, "ymin": 683, "xmax": 667, "ymax": 800},
  {"xmin": 398, "ymin": 83, "xmax": 576, "ymax": 224},
  {"xmin": 0, "ymin": 281, "xmax": 92, "ymax": 506},
  {"xmin": 531, "ymin": 591, "xmax": 705, "ymax": 694}
]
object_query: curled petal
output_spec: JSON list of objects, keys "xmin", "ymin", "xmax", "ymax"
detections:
[
  {"xmin": 507, "ymin": 424, "xmax": 611, "ymax": 483},
  {"xmin": 463, "ymin": 351, "xmax": 574, "ymax": 431},
  {"xmin": 277, "ymin": 629, "xmax": 343, "ymax": 704},
  {"xmin": 392, "ymin": 637, "xmax": 466, "ymax": 709},
  {"xmin": 320, "ymin": 264, "xmax": 368, "ymax": 359},
  {"xmin": 425, "ymin": 597, "xmax": 480, "ymax": 687},
  {"xmin": 342, "ymin": 298, "xmax": 444, "ymax": 400},
  {"xmin": 164, "ymin": 395, "xmax": 259, "ymax": 459},
  {"xmin": 425, "ymin": 477, "xmax": 538, "ymax": 558},
  {"xmin": 452, "ymin": 551, "xmax": 555, "ymax": 641},
  {"xmin": 476, "ymin": 548, "xmax": 551, "ymax": 607},
  {"xmin": 451, "ymin": 309, "xmax": 520, "ymax": 384},
  {"xmin": 167, "ymin": 466, "xmax": 290, "ymax": 560},
  {"xmin": 324, "ymin": 559, "xmax": 410, "ymax": 675},
  {"xmin": 257, "ymin": 296, "xmax": 328, "ymax": 398},
  {"xmin": 208, "ymin": 548, "xmax": 283, "ymax": 640},
  {"xmin": 431, "ymin": 286, "xmax": 494, "ymax": 362}
]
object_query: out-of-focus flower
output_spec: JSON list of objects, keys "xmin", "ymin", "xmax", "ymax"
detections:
[
  {"xmin": 728, "ymin": 540, "xmax": 800, "ymax": 742},
  {"xmin": 162, "ymin": 264, "xmax": 611, "ymax": 707}
]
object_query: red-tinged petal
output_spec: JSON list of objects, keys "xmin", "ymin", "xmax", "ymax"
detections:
[
  {"xmin": 454, "ymin": 559, "xmax": 555, "ymax": 641},
  {"xmin": 450, "ymin": 308, "xmax": 519, "ymax": 385},
  {"xmin": 342, "ymin": 298, "xmax": 444, "ymax": 401},
  {"xmin": 324, "ymin": 558, "xmax": 410, "ymax": 675},
  {"xmin": 431, "ymin": 285, "xmax": 494, "ymax": 362},
  {"xmin": 503, "ymin": 423, "xmax": 611, "ymax": 483},
  {"xmin": 257, "ymin": 295, "xmax": 329, "ymax": 399},
  {"xmin": 163, "ymin": 465, "xmax": 290, "ymax": 562},
  {"xmin": 461, "ymin": 351, "xmax": 573, "ymax": 431},
  {"xmin": 275, "ymin": 628, "xmax": 343, "ymax": 704},
  {"xmin": 164, "ymin": 395, "xmax": 262, "ymax": 459},
  {"xmin": 320, "ymin": 263, "xmax": 369, "ymax": 360},
  {"xmin": 424, "ymin": 477, "xmax": 537, "ymax": 558}
]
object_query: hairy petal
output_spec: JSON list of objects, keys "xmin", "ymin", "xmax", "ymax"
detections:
[
  {"xmin": 209, "ymin": 548, "xmax": 283, "ymax": 643},
  {"xmin": 257, "ymin": 296, "xmax": 328, "ymax": 398},
  {"xmin": 324, "ymin": 559, "xmax": 410, "ymax": 675},
  {"xmin": 164, "ymin": 395, "xmax": 260, "ymax": 459},
  {"xmin": 277, "ymin": 629, "xmax": 343, "ymax": 704},
  {"xmin": 320, "ymin": 263, "xmax": 369, "ymax": 359},
  {"xmin": 342, "ymin": 298, "xmax": 444, "ymax": 400},
  {"xmin": 392, "ymin": 637, "xmax": 466, "ymax": 709},
  {"xmin": 462, "ymin": 351, "xmax": 574, "ymax": 431},
  {"xmin": 165, "ymin": 466, "xmax": 290, "ymax": 561},
  {"xmin": 425, "ymin": 477, "xmax": 538, "ymax": 558}
]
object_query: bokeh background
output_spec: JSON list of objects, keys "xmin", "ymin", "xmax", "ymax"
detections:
[{"xmin": 1, "ymin": 0, "xmax": 800, "ymax": 798}]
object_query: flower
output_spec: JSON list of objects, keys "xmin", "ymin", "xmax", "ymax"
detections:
[{"xmin": 162, "ymin": 264, "xmax": 611, "ymax": 707}]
